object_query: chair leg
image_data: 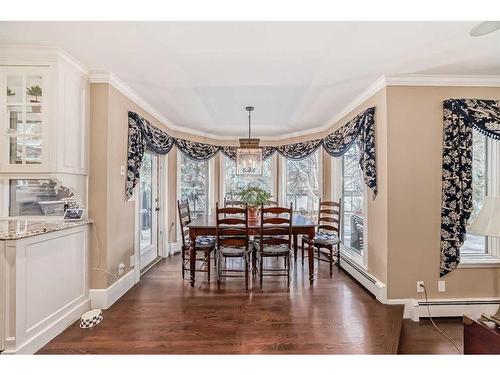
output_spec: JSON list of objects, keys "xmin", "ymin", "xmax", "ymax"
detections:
[
  {"xmin": 252, "ymin": 245, "xmax": 257, "ymax": 276},
  {"xmin": 329, "ymin": 246, "xmax": 333, "ymax": 277},
  {"xmin": 244, "ymin": 254, "xmax": 249, "ymax": 291},
  {"xmin": 301, "ymin": 238, "xmax": 305, "ymax": 265},
  {"xmin": 217, "ymin": 251, "xmax": 221, "ymax": 291},
  {"xmin": 337, "ymin": 244, "xmax": 341, "ymax": 270},
  {"xmin": 207, "ymin": 250, "xmax": 211, "ymax": 282},
  {"xmin": 181, "ymin": 246, "xmax": 185, "ymax": 279},
  {"xmin": 260, "ymin": 254, "xmax": 263, "ymax": 289},
  {"xmin": 287, "ymin": 252, "xmax": 290, "ymax": 289}
]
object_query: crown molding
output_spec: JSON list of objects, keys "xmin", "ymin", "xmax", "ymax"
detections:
[
  {"xmin": 0, "ymin": 45, "xmax": 89, "ymax": 75},
  {"xmin": 88, "ymin": 71, "xmax": 228, "ymax": 140},
  {"xmin": 385, "ymin": 74, "xmax": 500, "ymax": 87},
  {"xmin": 89, "ymin": 71, "xmax": 500, "ymax": 142}
]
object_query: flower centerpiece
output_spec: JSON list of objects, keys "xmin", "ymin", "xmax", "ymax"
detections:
[{"xmin": 237, "ymin": 186, "xmax": 272, "ymax": 221}]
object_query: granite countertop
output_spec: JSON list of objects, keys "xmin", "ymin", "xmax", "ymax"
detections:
[{"xmin": 0, "ymin": 219, "xmax": 92, "ymax": 240}]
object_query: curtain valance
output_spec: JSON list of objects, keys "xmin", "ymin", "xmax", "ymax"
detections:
[
  {"xmin": 126, "ymin": 107, "xmax": 377, "ymax": 199},
  {"xmin": 440, "ymin": 99, "xmax": 500, "ymax": 277}
]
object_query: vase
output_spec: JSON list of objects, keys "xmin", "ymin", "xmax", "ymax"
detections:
[{"xmin": 248, "ymin": 207, "xmax": 259, "ymax": 224}]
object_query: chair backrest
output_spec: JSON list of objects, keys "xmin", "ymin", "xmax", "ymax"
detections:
[
  {"xmin": 177, "ymin": 200, "xmax": 191, "ymax": 247},
  {"xmin": 216, "ymin": 202, "xmax": 249, "ymax": 249},
  {"xmin": 259, "ymin": 203, "xmax": 293, "ymax": 250},
  {"xmin": 317, "ymin": 198, "xmax": 341, "ymax": 235}
]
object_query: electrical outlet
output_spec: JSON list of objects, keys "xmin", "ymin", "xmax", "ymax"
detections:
[
  {"xmin": 438, "ymin": 280, "xmax": 446, "ymax": 292},
  {"xmin": 120, "ymin": 165, "xmax": 126, "ymax": 176},
  {"xmin": 118, "ymin": 262, "xmax": 125, "ymax": 275},
  {"xmin": 416, "ymin": 281, "xmax": 425, "ymax": 293},
  {"xmin": 130, "ymin": 255, "xmax": 135, "ymax": 267}
]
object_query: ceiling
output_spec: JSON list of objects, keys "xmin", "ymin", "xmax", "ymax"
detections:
[{"xmin": 1, "ymin": 21, "xmax": 499, "ymax": 138}]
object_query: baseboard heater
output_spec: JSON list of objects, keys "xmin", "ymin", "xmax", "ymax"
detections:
[
  {"xmin": 418, "ymin": 299, "xmax": 500, "ymax": 307},
  {"xmin": 339, "ymin": 253, "xmax": 378, "ymax": 285}
]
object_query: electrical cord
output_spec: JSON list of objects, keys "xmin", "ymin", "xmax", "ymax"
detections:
[
  {"xmin": 422, "ymin": 284, "xmax": 462, "ymax": 354},
  {"xmin": 91, "ymin": 222, "xmax": 120, "ymax": 282}
]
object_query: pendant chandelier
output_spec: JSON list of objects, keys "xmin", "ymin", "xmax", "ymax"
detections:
[{"xmin": 236, "ymin": 106, "xmax": 263, "ymax": 175}]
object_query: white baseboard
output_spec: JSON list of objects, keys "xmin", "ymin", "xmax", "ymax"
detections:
[
  {"xmin": 3, "ymin": 298, "xmax": 91, "ymax": 354},
  {"xmin": 385, "ymin": 298, "xmax": 500, "ymax": 322},
  {"xmin": 339, "ymin": 254, "xmax": 500, "ymax": 322},
  {"xmin": 169, "ymin": 242, "xmax": 182, "ymax": 255},
  {"xmin": 339, "ymin": 253, "xmax": 387, "ymax": 302},
  {"xmin": 89, "ymin": 269, "xmax": 135, "ymax": 309}
]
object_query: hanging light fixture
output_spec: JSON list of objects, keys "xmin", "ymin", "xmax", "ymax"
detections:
[{"xmin": 236, "ymin": 106, "xmax": 263, "ymax": 175}]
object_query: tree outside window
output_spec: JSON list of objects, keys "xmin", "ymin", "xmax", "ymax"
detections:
[
  {"xmin": 462, "ymin": 131, "xmax": 487, "ymax": 254},
  {"xmin": 224, "ymin": 157, "xmax": 273, "ymax": 199},
  {"xmin": 342, "ymin": 144, "xmax": 364, "ymax": 255},
  {"xmin": 180, "ymin": 153, "xmax": 209, "ymax": 216},
  {"xmin": 285, "ymin": 149, "xmax": 321, "ymax": 219}
]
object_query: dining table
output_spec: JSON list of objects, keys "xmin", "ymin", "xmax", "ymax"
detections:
[{"xmin": 186, "ymin": 214, "xmax": 317, "ymax": 287}]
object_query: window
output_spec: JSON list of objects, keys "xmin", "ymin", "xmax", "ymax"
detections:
[
  {"xmin": 139, "ymin": 153, "xmax": 153, "ymax": 250},
  {"xmin": 462, "ymin": 131, "xmax": 487, "ymax": 254},
  {"xmin": 285, "ymin": 149, "xmax": 321, "ymax": 219},
  {"xmin": 341, "ymin": 144, "xmax": 365, "ymax": 256},
  {"xmin": 5, "ymin": 74, "xmax": 43, "ymax": 165},
  {"xmin": 462, "ymin": 131, "xmax": 500, "ymax": 259},
  {"xmin": 9, "ymin": 179, "xmax": 73, "ymax": 216},
  {"xmin": 179, "ymin": 151, "xmax": 209, "ymax": 216},
  {"xmin": 223, "ymin": 155, "xmax": 274, "ymax": 200}
]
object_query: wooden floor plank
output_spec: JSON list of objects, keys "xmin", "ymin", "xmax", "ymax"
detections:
[{"xmin": 39, "ymin": 255, "xmax": 405, "ymax": 354}]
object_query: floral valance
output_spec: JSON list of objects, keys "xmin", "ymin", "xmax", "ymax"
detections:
[
  {"xmin": 323, "ymin": 107, "xmax": 377, "ymax": 196},
  {"xmin": 126, "ymin": 107, "xmax": 377, "ymax": 199},
  {"xmin": 440, "ymin": 99, "xmax": 500, "ymax": 277}
]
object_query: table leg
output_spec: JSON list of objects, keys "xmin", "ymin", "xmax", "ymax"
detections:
[
  {"xmin": 308, "ymin": 240, "xmax": 314, "ymax": 285},
  {"xmin": 293, "ymin": 234, "xmax": 298, "ymax": 261},
  {"xmin": 189, "ymin": 237, "xmax": 196, "ymax": 287}
]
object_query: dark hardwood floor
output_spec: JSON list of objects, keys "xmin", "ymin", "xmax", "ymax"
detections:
[
  {"xmin": 40, "ymin": 254, "xmax": 407, "ymax": 354},
  {"xmin": 399, "ymin": 317, "xmax": 463, "ymax": 354}
]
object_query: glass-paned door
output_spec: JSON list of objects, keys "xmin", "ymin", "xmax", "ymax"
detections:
[
  {"xmin": 139, "ymin": 152, "xmax": 159, "ymax": 271},
  {"xmin": 341, "ymin": 144, "xmax": 365, "ymax": 256},
  {"xmin": 3, "ymin": 70, "xmax": 44, "ymax": 165}
]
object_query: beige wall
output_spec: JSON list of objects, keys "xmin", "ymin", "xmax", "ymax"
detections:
[
  {"xmin": 89, "ymin": 82, "xmax": 388, "ymax": 288},
  {"xmin": 319, "ymin": 89, "xmax": 389, "ymax": 283},
  {"xmin": 89, "ymin": 84, "xmax": 110, "ymax": 288},
  {"xmin": 89, "ymin": 82, "xmax": 499, "ymax": 301},
  {"xmin": 386, "ymin": 85, "xmax": 500, "ymax": 299}
]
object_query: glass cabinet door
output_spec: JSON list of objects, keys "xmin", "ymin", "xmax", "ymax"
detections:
[{"xmin": 5, "ymin": 72, "xmax": 43, "ymax": 165}]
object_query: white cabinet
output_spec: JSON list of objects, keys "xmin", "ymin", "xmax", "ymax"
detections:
[
  {"xmin": 0, "ymin": 47, "xmax": 89, "ymax": 176},
  {"xmin": 1, "ymin": 224, "xmax": 91, "ymax": 354}
]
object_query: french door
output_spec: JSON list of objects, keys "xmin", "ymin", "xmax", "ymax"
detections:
[{"xmin": 138, "ymin": 152, "xmax": 159, "ymax": 272}]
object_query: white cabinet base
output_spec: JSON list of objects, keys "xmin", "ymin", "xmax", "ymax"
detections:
[{"xmin": 2, "ymin": 224, "xmax": 90, "ymax": 354}]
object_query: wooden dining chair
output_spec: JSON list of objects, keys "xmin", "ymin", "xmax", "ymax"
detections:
[
  {"xmin": 301, "ymin": 198, "xmax": 341, "ymax": 276},
  {"xmin": 256, "ymin": 203, "xmax": 293, "ymax": 289},
  {"xmin": 215, "ymin": 202, "xmax": 251, "ymax": 291},
  {"xmin": 177, "ymin": 200, "xmax": 216, "ymax": 281}
]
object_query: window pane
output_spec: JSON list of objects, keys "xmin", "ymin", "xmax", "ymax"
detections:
[
  {"xmin": 285, "ymin": 149, "xmax": 320, "ymax": 219},
  {"xmin": 6, "ymin": 76, "xmax": 23, "ymax": 104},
  {"xmin": 9, "ymin": 179, "xmax": 74, "ymax": 216},
  {"xmin": 224, "ymin": 156, "xmax": 273, "ymax": 199},
  {"xmin": 463, "ymin": 131, "xmax": 487, "ymax": 254},
  {"xmin": 342, "ymin": 144, "xmax": 364, "ymax": 255},
  {"xmin": 7, "ymin": 105, "xmax": 23, "ymax": 133},
  {"xmin": 8, "ymin": 135, "xmax": 23, "ymax": 164},
  {"xmin": 26, "ymin": 75, "xmax": 43, "ymax": 105},
  {"xmin": 139, "ymin": 153, "xmax": 153, "ymax": 250},
  {"xmin": 180, "ymin": 153, "xmax": 208, "ymax": 215},
  {"xmin": 25, "ymin": 135, "xmax": 42, "ymax": 164}
]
